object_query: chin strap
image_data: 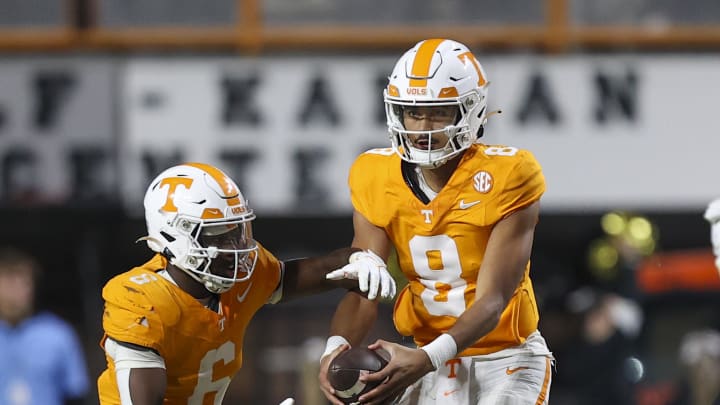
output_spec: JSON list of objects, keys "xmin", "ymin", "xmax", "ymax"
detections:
[
  {"xmin": 401, "ymin": 161, "xmax": 430, "ymax": 204},
  {"xmin": 486, "ymin": 109, "xmax": 502, "ymax": 120},
  {"xmin": 475, "ymin": 106, "xmax": 501, "ymax": 138}
]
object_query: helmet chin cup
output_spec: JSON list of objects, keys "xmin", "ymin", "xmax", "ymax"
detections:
[
  {"xmin": 406, "ymin": 143, "xmax": 454, "ymax": 168},
  {"xmin": 203, "ymin": 276, "xmax": 233, "ymax": 294}
]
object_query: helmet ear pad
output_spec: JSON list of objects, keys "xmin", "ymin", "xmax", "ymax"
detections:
[
  {"xmin": 142, "ymin": 216, "xmax": 205, "ymax": 274},
  {"xmin": 160, "ymin": 225, "xmax": 194, "ymax": 268}
]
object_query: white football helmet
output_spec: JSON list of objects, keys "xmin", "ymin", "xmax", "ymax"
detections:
[
  {"xmin": 384, "ymin": 38, "xmax": 490, "ymax": 168},
  {"xmin": 141, "ymin": 163, "xmax": 258, "ymax": 294}
]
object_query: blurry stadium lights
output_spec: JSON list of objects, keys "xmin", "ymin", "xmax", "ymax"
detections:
[
  {"xmin": 587, "ymin": 239, "xmax": 620, "ymax": 280},
  {"xmin": 601, "ymin": 211, "xmax": 626, "ymax": 236}
]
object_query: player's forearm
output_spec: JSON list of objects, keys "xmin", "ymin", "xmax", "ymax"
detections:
[
  {"xmin": 448, "ymin": 261, "xmax": 527, "ymax": 350},
  {"xmin": 447, "ymin": 293, "xmax": 505, "ymax": 352},
  {"xmin": 282, "ymin": 247, "xmax": 361, "ymax": 299},
  {"xmin": 329, "ymin": 291, "xmax": 378, "ymax": 346},
  {"xmin": 446, "ymin": 203, "xmax": 538, "ymax": 351}
]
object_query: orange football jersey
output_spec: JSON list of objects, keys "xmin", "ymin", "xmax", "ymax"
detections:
[
  {"xmin": 97, "ymin": 243, "xmax": 281, "ymax": 404},
  {"xmin": 349, "ymin": 144, "xmax": 545, "ymax": 356}
]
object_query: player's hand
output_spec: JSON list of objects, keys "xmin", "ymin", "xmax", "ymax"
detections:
[
  {"xmin": 278, "ymin": 399, "xmax": 295, "ymax": 405},
  {"xmin": 326, "ymin": 250, "xmax": 397, "ymax": 300},
  {"xmin": 705, "ymin": 198, "xmax": 720, "ymax": 224},
  {"xmin": 357, "ymin": 340, "xmax": 434, "ymax": 405},
  {"xmin": 319, "ymin": 343, "xmax": 351, "ymax": 405}
]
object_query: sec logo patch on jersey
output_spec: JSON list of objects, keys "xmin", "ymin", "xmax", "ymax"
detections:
[{"xmin": 473, "ymin": 171, "xmax": 493, "ymax": 193}]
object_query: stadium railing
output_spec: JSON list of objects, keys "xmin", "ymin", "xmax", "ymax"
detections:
[{"xmin": 1, "ymin": 0, "xmax": 720, "ymax": 52}]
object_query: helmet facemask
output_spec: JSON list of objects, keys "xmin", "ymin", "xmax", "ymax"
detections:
[
  {"xmin": 385, "ymin": 91, "xmax": 486, "ymax": 168},
  {"xmin": 178, "ymin": 214, "xmax": 259, "ymax": 294}
]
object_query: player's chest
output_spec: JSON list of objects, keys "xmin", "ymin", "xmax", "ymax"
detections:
[
  {"xmin": 391, "ymin": 173, "xmax": 498, "ymax": 229},
  {"xmin": 172, "ymin": 299, "xmax": 255, "ymax": 342},
  {"xmin": 387, "ymin": 198, "xmax": 493, "ymax": 274},
  {"xmin": 389, "ymin": 184, "xmax": 495, "ymax": 236}
]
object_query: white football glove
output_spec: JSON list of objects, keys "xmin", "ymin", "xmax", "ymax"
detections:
[
  {"xmin": 326, "ymin": 250, "xmax": 397, "ymax": 300},
  {"xmin": 704, "ymin": 198, "xmax": 720, "ymax": 270},
  {"xmin": 278, "ymin": 399, "xmax": 295, "ymax": 405},
  {"xmin": 704, "ymin": 198, "xmax": 720, "ymax": 224}
]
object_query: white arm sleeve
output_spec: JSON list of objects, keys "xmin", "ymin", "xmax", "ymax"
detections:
[{"xmin": 105, "ymin": 337, "xmax": 166, "ymax": 405}]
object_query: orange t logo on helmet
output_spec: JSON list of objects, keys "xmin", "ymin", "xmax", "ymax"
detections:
[
  {"xmin": 185, "ymin": 162, "xmax": 241, "ymax": 206},
  {"xmin": 159, "ymin": 177, "xmax": 193, "ymax": 212},
  {"xmin": 457, "ymin": 52, "xmax": 487, "ymax": 86}
]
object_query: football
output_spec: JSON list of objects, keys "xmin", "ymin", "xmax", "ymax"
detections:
[{"xmin": 328, "ymin": 347, "xmax": 390, "ymax": 404}]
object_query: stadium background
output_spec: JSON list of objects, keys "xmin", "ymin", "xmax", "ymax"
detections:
[{"xmin": 1, "ymin": 0, "xmax": 720, "ymax": 403}]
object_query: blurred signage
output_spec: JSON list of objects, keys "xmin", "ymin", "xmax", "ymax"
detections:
[
  {"xmin": 0, "ymin": 59, "xmax": 116, "ymax": 205},
  {"xmin": 120, "ymin": 55, "xmax": 720, "ymax": 215},
  {"xmin": 485, "ymin": 55, "xmax": 720, "ymax": 212},
  {"xmin": 119, "ymin": 58, "xmax": 392, "ymax": 216},
  {"xmin": 0, "ymin": 55, "xmax": 718, "ymax": 214}
]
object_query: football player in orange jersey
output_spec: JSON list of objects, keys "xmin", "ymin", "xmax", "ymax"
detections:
[
  {"xmin": 97, "ymin": 162, "xmax": 396, "ymax": 405},
  {"xmin": 319, "ymin": 39, "xmax": 554, "ymax": 404}
]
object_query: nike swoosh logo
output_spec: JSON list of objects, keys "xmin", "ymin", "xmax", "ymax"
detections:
[
  {"xmin": 506, "ymin": 366, "xmax": 530, "ymax": 375},
  {"xmin": 458, "ymin": 199, "xmax": 481, "ymax": 209},
  {"xmin": 443, "ymin": 389, "xmax": 460, "ymax": 396},
  {"xmin": 236, "ymin": 281, "xmax": 253, "ymax": 303}
]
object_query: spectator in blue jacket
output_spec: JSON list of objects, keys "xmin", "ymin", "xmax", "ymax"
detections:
[{"xmin": 0, "ymin": 248, "xmax": 89, "ymax": 405}]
